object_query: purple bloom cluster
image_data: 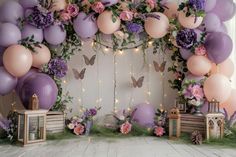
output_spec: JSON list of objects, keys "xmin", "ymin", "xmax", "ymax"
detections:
[
  {"xmin": 27, "ymin": 5, "xmax": 54, "ymax": 29},
  {"xmin": 0, "ymin": 117, "xmax": 10, "ymax": 132},
  {"xmin": 189, "ymin": 0, "xmax": 205, "ymax": 11},
  {"xmin": 48, "ymin": 58, "xmax": 68, "ymax": 78},
  {"xmin": 126, "ymin": 22, "xmax": 144, "ymax": 34},
  {"xmin": 176, "ymin": 29, "xmax": 197, "ymax": 49},
  {"xmin": 84, "ymin": 108, "xmax": 97, "ymax": 117}
]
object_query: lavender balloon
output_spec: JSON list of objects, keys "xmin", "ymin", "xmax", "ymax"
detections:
[
  {"xmin": 0, "ymin": 1, "xmax": 24, "ymax": 25},
  {"xmin": 0, "ymin": 23, "xmax": 21, "ymax": 47},
  {"xmin": 205, "ymin": 0, "xmax": 216, "ymax": 12},
  {"xmin": 20, "ymin": 73, "xmax": 58, "ymax": 110},
  {"xmin": 216, "ymin": 23, "xmax": 228, "ymax": 34},
  {"xmin": 73, "ymin": 12, "xmax": 98, "ymax": 39},
  {"xmin": 101, "ymin": 0, "xmax": 119, "ymax": 6},
  {"xmin": 0, "ymin": 67, "xmax": 17, "ymax": 95},
  {"xmin": 131, "ymin": 103, "xmax": 156, "ymax": 128},
  {"xmin": 180, "ymin": 49, "xmax": 193, "ymax": 60},
  {"xmin": 205, "ymin": 32, "xmax": 233, "ymax": 64},
  {"xmin": 202, "ymin": 13, "xmax": 221, "ymax": 32},
  {"xmin": 19, "ymin": 0, "xmax": 39, "ymax": 9},
  {"xmin": 21, "ymin": 24, "xmax": 43, "ymax": 42},
  {"xmin": 44, "ymin": 24, "xmax": 66, "ymax": 45}
]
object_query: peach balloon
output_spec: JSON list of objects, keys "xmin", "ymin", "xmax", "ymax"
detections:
[
  {"xmin": 97, "ymin": 11, "xmax": 121, "ymax": 35},
  {"xmin": 32, "ymin": 44, "xmax": 51, "ymax": 68},
  {"xmin": 187, "ymin": 55, "xmax": 212, "ymax": 76},
  {"xmin": 163, "ymin": 2, "xmax": 179, "ymax": 19},
  {"xmin": 211, "ymin": 58, "xmax": 234, "ymax": 78},
  {"xmin": 178, "ymin": 10, "xmax": 203, "ymax": 29},
  {"xmin": 3, "ymin": 45, "xmax": 32, "ymax": 77},
  {"xmin": 144, "ymin": 12, "xmax": 169, "ymax": 38},
  {"xmin": 221, "ymin": 89, "xmax": 236, "ymax": 116},
  {"xmin": 204, "ymin": 74, "xmax": 231, "ymax": 103}
]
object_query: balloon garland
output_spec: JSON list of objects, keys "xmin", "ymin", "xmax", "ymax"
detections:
[{"xmin": 0, "ymin": 0, "xmax": 235, "ymax": 115}]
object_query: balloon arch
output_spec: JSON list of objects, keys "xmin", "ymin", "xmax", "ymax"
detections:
[{"xmin": 0, "ymin": 0, "xmax": 235, "ymax": 114}]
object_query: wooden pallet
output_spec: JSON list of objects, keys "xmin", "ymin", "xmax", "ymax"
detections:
[{"xmin": 46, "ymin": 111, "xmax": 65, "ymax": 134}]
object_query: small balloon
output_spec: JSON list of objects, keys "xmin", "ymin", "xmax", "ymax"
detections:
[
  {"xmin": 178, "ymin": 11, "xmax": 203, "ymax": 29},
  {"xmin": 21, "ymin": 24, "xmax": 43, "ymax": 42},
  {"xmin": 0, "ymin": 23, "xmax": 21, "ymax": 47},
  {"xmin": 0, "ymin": 67, "xmax": 17, "ymax": 95},
  {"xmin": 44, "ymin": 24, "xmax": 66, "ymax": 45},
  {"xmin": 180, "ymin": 49, "xmax": 193, "ymax": 60},
  {"xmin": 32, "ymin": 44, "xmax": 51, "ymax": 68}
]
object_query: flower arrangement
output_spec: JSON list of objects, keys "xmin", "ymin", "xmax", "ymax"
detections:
[
  {"xmin": 153, "ymin": 106, "xmax": 167, "ymax": 137},
  {"xmin": 178, "ymin": 0, "xmax": 206, "ymax": 17}
]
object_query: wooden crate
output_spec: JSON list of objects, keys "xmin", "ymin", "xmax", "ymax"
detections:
[
  {"xmin": 46, "ymin": 111, "xmax": 65, "ymax": 134},
  {"xmin": 180, "ymin": 114, "xmax": 206, "ymax": 136}
]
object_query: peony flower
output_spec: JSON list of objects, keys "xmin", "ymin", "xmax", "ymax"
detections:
[
  {"xmin": 120, "ymin": 121, "xmax": 132, "ymax": 134},
  {"xmin": 67, "ymin": 123, "xmax": 75, "ymax": 130},
  {"xmin": 89, "ymin": 108, "xmax": 97, "ymax": 116},
  {"xmin": 176, "ymin": 29, "xmax": 197, "ymax": 49},
  {"xmin": 189, "ymin": 0, "xmax": 205, "ymax": 11},
  {"xmin": 146, "ymin": 0, "xmax": 156, "ymax": 10},
  {"xmin": 183, "ymin": 85, "xmax": 194, "ymax": 99},
  {"xmin": 48, "ymin": 58, "xmax": 68, "ymax": 78},
  {"xmin": 191, "ymin": 84, "xmax": 204, "ymax": 100},
  {"xmin": 154, "ymin": 126, "xmax": 165, "ymax": 137},
  {"xmin": 195, "ymin": 45, "xmax": 206, "ymax": 56},
  {"xmin": 91, "ymin": 2, "xmax": 105, "ymax": 14},
  {"xmin": 74, "ymin": 123, "xmax": 85, "ymax": 135},
  {"xmin": 188, "ymin": 99, "xmax": 201, "ymax": 106},
  {"xmin": 66, "ymin": 4, "xmax": 79, "ymax": 17},
  {"xmin": 119, "ymin": 11, "xmax": 134, "ymax": 21},
  {"xmin": 60, "ymin": 12, "xmax": 71, "ymax": 21},
  {"xmin": 126, "ymin": 22, "xmax": 143, "ymax": 34}
]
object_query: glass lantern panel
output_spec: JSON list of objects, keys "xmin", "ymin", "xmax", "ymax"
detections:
[
  {"xmin": 172, "ymin": 119, "xmax": 177, "ymax": 136},
  {"xmin": 28, "ymin": 116, "xmax": 44, "ymax": 141},
  {"xmin": 18, "ymin": 114, "xmax": 24, "ymax": 141}
]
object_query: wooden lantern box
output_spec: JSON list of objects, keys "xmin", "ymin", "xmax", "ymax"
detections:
[{"xmin": 46, "ymin": 111, "xmax": 65, "ymax": 134}]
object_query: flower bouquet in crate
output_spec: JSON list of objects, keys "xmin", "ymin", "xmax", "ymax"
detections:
[{"xmin": 153, "ymin": 106, "xmax": 168, "ymax": 137}]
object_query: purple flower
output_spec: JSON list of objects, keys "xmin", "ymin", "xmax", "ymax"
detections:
[
  {"xmin": 48, "ymin": 58, "xmax": 68, "ymax": 78},
  {"xmin": 126, "ymin": 22, "xmax": 144, "ymax": 34},
  {"xmin": 27, "ymin": 5, "xmax": 54, "ymax": 29},
  {"xmin": 189, "ymin": 0, "xmax": 205, "ymax": 11},
  {"xmin": 176, "ymin": 29, "xmax": 197, "ymax": 49},
  {"xmin": 89, "ymin": 108, "xmax": 97, "ymax": 116},
  {"xmin": 0, "ymin": 117, "xmax": 10, "ymax": 132}
]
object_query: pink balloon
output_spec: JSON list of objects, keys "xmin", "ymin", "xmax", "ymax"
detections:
[
  {"xmin": 163, "ymin": 2, "xmax": 179, "ymax": 19},
  {"xmin": 32, "ymin": 44, "xmax": 51, "ymax": 68},
  {"xmin": 211, "ymin": 58, "xmax": 234, "ymax": 78},
  {"xmin": 3, "ymin": 45, "xmax": 33, "ymax": 77},
  {"xmin": 221, "ymin": 89, "xmax": 236, "ymax": 116},
  {"xmin": 178, "ymin": 11, "xmax": 203, "ymax": 29},
  {"xmin": 204, "ymin": 74, "xmax": 231, "ymax": 103},
  {"xmin": 187, "ymin": 55, "xmax": 212, "ymax": 76}
]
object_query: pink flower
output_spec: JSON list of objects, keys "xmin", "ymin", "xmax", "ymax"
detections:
[
  {"xmin": 120, "ymin": 121, "xmax": 132, "ymax": 134},
  {"xmin": 195, "ymin": 45, "xmax": 206, "ymax": 56},
  {"xmin": 119, "ymin": 11, "xmax": 134, "ymax": 21},
  {"xmin": 73, "ymin": 123, "xmax": 85, "ymax": 135},
  {"xmin": 146, "ymin": 0, "xmax": 156, "ymax": 10},
  {"xmin": 60, "ymin": 12, "xmax": 71, "ymax": 21},
  {"xmin": 191, "ymin": 85, "xmax": 204, "ymax": 100},
  {"xmin": 91, "ymin": 2, "xmax": 105, "ymax": 14},
  {"xmin": 66, "ymin": 4, "xmax": 79, "ymax": 17},
  {"xmin": 154, "ymin": 126, "xmax": 165, "ymax": 137}
]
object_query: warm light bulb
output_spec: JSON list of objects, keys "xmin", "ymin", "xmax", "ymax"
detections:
[
  {"xmin": 82, "ymin": 88, "xmax": 86, "ymax": 92},
  {"xmin": 63, "ymin": 80, "xmax": 67, "ymax": 84},
  {"xmin": 119, "ymin": 50, "xmax": 124, "ymax": 55},
  {"xmin": 104, "ymin": 47, "xmax": 109, "ymax": 52},
  {"xmin": 78, "ymin": 98, "xmax": 81, "ymax": 102},
  {"xmin": 147, "ymin": 91, "xmax": 151, "ymax": 96},
  {"xmin": 115, "ymin": 99, "xmax": 119, "ymax": 104},
  {"xmin": 127, "ymin": 107, "xmax": 131, "ymax": 111},
  {"xmin": 134, "ymin": 47, "xmax": 139, "ymax": 52},
  {"xmin": 148, "ymin": 41, "xmax": 153, "ymax": 46}
]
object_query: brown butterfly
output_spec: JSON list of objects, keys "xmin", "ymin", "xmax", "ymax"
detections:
[
  {"xmin": 131, "ymin": 76, "xmax": 144, "ymax": 88},
  {"xmin": 72, "ymin": 68, "xmax": 86, "ymax": 80},
  {"xmin": 153, "ymin": 61, "xmax": 166, "ymax": 73},
  {"xmin": 83, "ymin": 55, "xmax": 96, "ymax": 66}
]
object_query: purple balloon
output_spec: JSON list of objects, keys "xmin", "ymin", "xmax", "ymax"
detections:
[
  {"xmin": 202, "ymin": 13, "xmax": 221, "ymax": 32},
  {"xmin": 44, "ymin": 24, "xmax": 66, "ymax": 45},
  {"xmin": 180, "ymin": 49, "xmax": 193, "ymax": 60},
  {"xmin": 21, "ymin": 24, "xmax": 43, "ymax": 42},
  {"xmin": 205, "ymin": 32, "xmax": 233, "ymax": 64},
  {"xmin": 0, "ymin": 67, "xmax": 17, "ymax": 95},
  {"xmin": 20, "ymin": 73, "xmax": 58, "ymax": 110},
  {"xmin": 216, "ymin": 23, "xmax": 228, "ymax": 34},
  {"xmin": 19, "ymin": 0, "xmax": 39, "ymax": 9},
  {"xmin": 101, "ymin": 0, "xmax": 119, "ymax": 6},
  {"xmin": 0, "ymin": 23, "xmax": 21, "ymax": 47},
  {"xmin": 205, "ymin": 0, "xmax": 216, "ymax": 12},
  {"xmin": 131, "ymin": 103, "xmax": 156, "ymax": 128},
  {"xmin": 0, "ymin": 47, "xmax": 5, "ymax": 66},
  {"xmin": 211, "ymin": 0, "xmax": 236, "ymax": 21},
  {"xmin": 73, "ymin": 12, "xmax": 98, "ymax": 39},
  {"xmin": 0, "ymin": 1, "xmax": 24, "ymax": 25}
]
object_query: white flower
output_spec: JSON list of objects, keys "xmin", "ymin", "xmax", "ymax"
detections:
[
  {"xmin": 114, "ymin": 31, "xmax": 129, "ymax": 40},
  {"xmin": 67, "ymin": 123, "xmax": 75, "ymax": 130}
]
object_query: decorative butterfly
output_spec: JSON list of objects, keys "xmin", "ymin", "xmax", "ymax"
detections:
[
  {"xmin": 72, "ymin": 68, "xmax": 86, "ymax": 80},
  {"xmin": 153, "ymin": 61, "xmax": 166, "ymax": 73},
  {"xmin": 83, "ymin": 55, "xmax": 96, "ymax": 66},
  {"xmin": 131, "ymin": 76, "xmax": 144, "ymax": 88}
]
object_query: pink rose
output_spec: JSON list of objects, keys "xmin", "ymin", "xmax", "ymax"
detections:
[
  {"xmin": 120, "ymin": 121, "xmax": 132, "ymax": 134},
  {"xmin": 91, "ymin": 2, "xmax": 105, "ymax": 14},
  {"xmin": 146, "ymin": 0, "xmax": 156, "ymax": 10},
  {"xmin": 154, "ymin": 126, "xmax": 165, "ymax": 137},
  {"xmin": 73, "ymin": 123, "xmax": 85, "ymax": 135},
  {"xmin": 66, "ymin": 4, "xmax": 79, "ymax": 17},
  {"xmin": 195, "ymin": 45, "xmax": 206, "ymax": 56},
  {"xmin": 191, "ymin": 85, "xmax": 204, "ymax": 100},
  {"xmin": 119, "ymin": 11, "xmax": 134, "ymax": 21},
  {"xmin": 60, "ymin": 12, "xmax": 71, "ymax": 21}
]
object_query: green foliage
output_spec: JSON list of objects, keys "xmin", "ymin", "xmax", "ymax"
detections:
[{"xmin": 19, "ymin": 35, "xmax": 42, "ymax": 53}]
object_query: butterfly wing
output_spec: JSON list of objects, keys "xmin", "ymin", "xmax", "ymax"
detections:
[
  {"xmin": 83, "ymin": 55, "xmax": 90, "ymax": 65},
  {"xmin": 137, "ymin": 76, "xmax": 144, "ymax": 88},
  {"xmin": 153, "ymin": 61, "xmax": 160, "ymax": 72},
  {"xmin": 160, "ymin": 61, "xmax": 166, "ymax": 72},
  {"xmin": 89, "ymin": 55, "xmax": 96, "ymax": 65},
  {"xmin": 131, "ymin": 76, "xmax": 137, "ymax": 88},
  {"xmin": 79, "ymin": 68, "xmax": 86, "ymax": 80},
  {"xmin": 72, "ymin": 68, "xmax": 80, "ymax": 79}
]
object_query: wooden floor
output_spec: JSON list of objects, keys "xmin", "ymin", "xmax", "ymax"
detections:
[{"xmin": 0, "ymin": 137, "xmax": 236, "ymax": 157}]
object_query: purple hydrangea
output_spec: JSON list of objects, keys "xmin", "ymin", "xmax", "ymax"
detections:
[
  {"xmin": 26, "ymin": 5, "xmax": 54, "ymax": 29},
  {"xmin": 126, "ymin": 22, "xmax": 144, "ymax": 34},
  {"xmin": 48, "ymin": 58, "xmax": 68, "ymax": 78},
  {"xmin": 89, "ymin": 108, "xmax": 97, "ymax": 116},
  {"xmin": 176, "ymin": 29, "xmax": 197, "ymax": 49},
  {"xmin": 189, "ymin": 0, "xmax": 205, "ymax": 11},
  {"xmin": 0, "ymin": 117, "xmax": 10, "ymax": 132}
]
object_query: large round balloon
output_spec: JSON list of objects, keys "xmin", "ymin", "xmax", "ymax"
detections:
[
  {"xmin": 202, "ymin": 13, "xmax": 221, "ymax": 32},
  {"xmin": 3, "ymin": 45, "xmax": 33, "ymax": 77},
  {"xmin": 44, "ymin": 24, "xmax": 66, "ymax": 45},
  {"xmin": 211, "ymin": 58, "xmax": 234, "ymax": 78},
  {"xmin": 205, "ymin": 0, "xmax": 217, "ymax": 12},
  {"xmin": 178, "ymin": 11, "xmax": 203, "ymax": 29},
  {"xmin": 73, "ymin": 12, "xmax": 98, "ymax": 39},
  {"xmin": 204, "ymin": 74, "xmax": 231, "ymax": 103},
  {"xmin": 131, "ymin": 103, "xmax": 156, "ymax": 128},
  {"xmin": 187, "ymin": 55, "xmax": 212, "ymax": 76},
  {"xmin": 144, "ymin": 12, "xmax": 169, "ymax": 38},
  {"xmin": 100, "ymin": 0, "xmax": 118, "ymax": 6},
  {"xmin": 217, "ymin": 23, "xmax": 228, "ymax": 34},
  {"xmin": 211, "ymin": 0, "xmax": 236, "ymax": 21},
  {"xmin": 163, "ymin": 2, "xmax": 179, "ymax": 19},
  {"xmin": 97, "ymin": 11, "xmax": 121, "ymax": 34},
  {"xmin": 0, "ymin": 67, "xmax": 17, "ymax": 95},
  {"xmin": 0, "ymin": 1, "xmax": 24, "ymax": 25},
  {"xmin": 221, "ymin": 89, "xmax": 236, "ymax": 116},
  {"xmin": 180, "ymin": 49, "xmax": 193, "ymax": 60},
  {"xmin": 21, "ymin": 24, "xmax": 43, "ymax": 43},
  {"xmin": 205, "ymin": 32, "xmax": 233, "ymax": 64},
  {"xmin": 19, "ymin": 0, "xmax": 39, "ymax": 8},
  {"xmin": 20, "ymin": 73, "xmax": 58, "ymax": 110},
  {"xmin": 0, "ymin": 23, "xmax": 21, "ymax": 47},
  {"xmin": 32, "ymin": 44, "xmax": 51, "ymax": 68}
]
